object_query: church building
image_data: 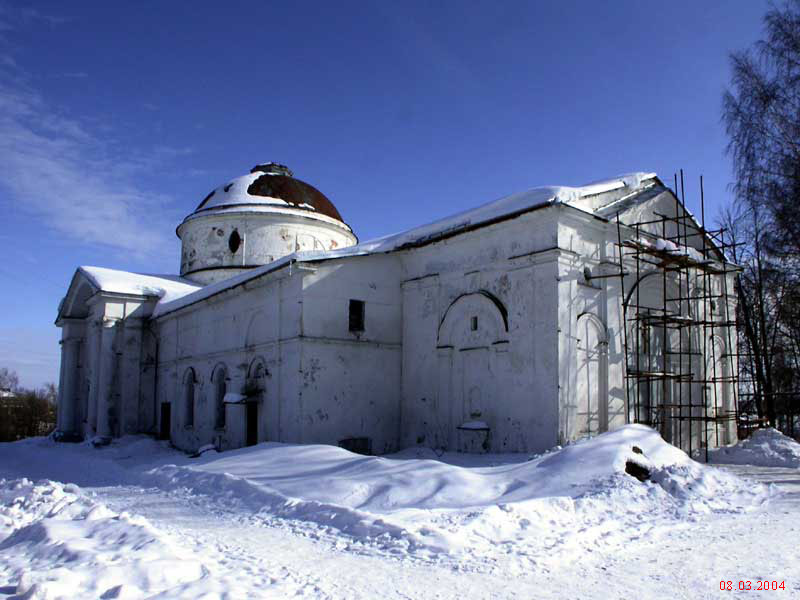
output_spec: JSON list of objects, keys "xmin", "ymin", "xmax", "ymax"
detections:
[{"xmin": 55, "ymin": 163, "xmax": 739, "ymax": 455}]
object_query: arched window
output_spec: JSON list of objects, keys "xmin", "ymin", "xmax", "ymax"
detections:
[
  {"xmin": 213, "ymin": 365, "xmax": 227, "ymax": 429},
  {"xmin": 183, "ymin": 368, "xmax": 196, "ymax": 427}
]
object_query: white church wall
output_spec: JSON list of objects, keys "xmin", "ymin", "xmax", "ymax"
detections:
[
  {"xmin": 297, "ymin": 339, "xmax": 401, "ymax": 452},
  {"xmin": 154, "ymin": 268, "xmax": 306, "ymax": 452},
  {"xmin": 556, "ymin": 210, "xmax": 618, "ymax": 443},
  {"xmin": 296, "ymin": 255, "xmax": 403, "ymax": 452},
  {"xmin": 300, "ymin": 256, "xmax": 403, "ymax": 344},
  {"xmin": 399, "ymin": 207, "xmax": 563, "ymax": 453}
]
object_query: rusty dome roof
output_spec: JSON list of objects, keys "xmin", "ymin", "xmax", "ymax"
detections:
[{"xmin": 193, "ymin": 163, "xmax": 344, "ymax": 222}]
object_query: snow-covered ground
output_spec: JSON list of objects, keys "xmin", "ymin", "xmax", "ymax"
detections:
[{"xmin": 0, "ymin": 426, "xmax": 798, "ymax": 599}]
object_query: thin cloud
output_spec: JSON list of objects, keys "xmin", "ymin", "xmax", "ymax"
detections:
[
  {"xmin": 0, "ymin": 79, "xmax": 181, "ymax": 258},
  {"xmin": 17, "ymin": 6, "xmax": 68, "ymax": 28},
  {"xmin": 0, "ymin": 3, "xmax": 66, "ymax": 37}
]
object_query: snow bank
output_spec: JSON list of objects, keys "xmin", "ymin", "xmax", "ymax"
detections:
[
  {"xmin": 0, "ymin": 478, "xmax": 205, "ymax": 599},
  {"xmin": 142, "ymin": 426, "xmax": 769, "ymax": 557},
  {"xmin": 707, "ymin": 428, "xmax": 800, "ymax": 468}
]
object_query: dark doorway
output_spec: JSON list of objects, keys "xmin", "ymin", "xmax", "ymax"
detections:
[
  {"xmin": 246, "ymin": 402, "xmax": 258, "ymax": 446},
  {"xmin": 159, "ymin": 403, "xmax": 171, "ymax": 440}
]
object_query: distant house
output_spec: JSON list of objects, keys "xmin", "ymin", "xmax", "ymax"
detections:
[{"xmin": 55, "ymin": 163, "xmax": 739, "ymax": 455}]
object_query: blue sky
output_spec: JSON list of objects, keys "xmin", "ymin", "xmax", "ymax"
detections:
[{"xmin": 0, "ymin": 1, "xmax": 769, "ymax": 389}]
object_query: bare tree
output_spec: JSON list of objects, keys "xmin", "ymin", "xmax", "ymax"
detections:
[
  {"xmin": 724, "ymin": 1, "xmax": 800, "ymax": 257},
  {"xmin": 0, "ymin": 368, "xmax": 19, "ymax": 392},
  {"xmin": 723, "ymin": 1, "xmax": 800, "ymax": 431}
]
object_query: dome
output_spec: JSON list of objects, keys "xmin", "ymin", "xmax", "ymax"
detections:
[
  {"xmin": 191, "ymin": 162, "xmax": 344, "ymax": 222},
  {"xmin": 176, "ymin": 162, "xmax": 357, "ymax": 285}
]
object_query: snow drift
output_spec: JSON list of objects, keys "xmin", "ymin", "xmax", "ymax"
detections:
[
  {"xmin": 707, "ymin": 428, "xmax": 800, "ymax": 468},
  {"xmin": 0, "ymin": 425, "xmax": 776, "ymax": 593},
  {"xmin": 0, "ymin": 478, "xmax": 206, "ymax": 599},
  {"xmin": 143, "ymin": 425, "xmax": 771, "ymax": 559}
]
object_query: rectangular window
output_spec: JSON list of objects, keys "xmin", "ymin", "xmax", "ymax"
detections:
[
  {"xmin": 349, "ymin": 299, "xmax": 365, "ymax": 332},
  {"xmin": 470, "ymin": 316, "xmax": 478, "ymax": 331}
]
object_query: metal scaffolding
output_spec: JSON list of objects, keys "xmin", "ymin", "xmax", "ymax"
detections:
[{"xmin": 615, "ymin": 172, "xmax": 740, "ymax": 461}]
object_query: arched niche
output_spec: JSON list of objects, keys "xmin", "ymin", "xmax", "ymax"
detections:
[
  {"xmin": 436, "ymin": 291, "xmax": 509, "ymax": 452},
  {"xmin": 211, "ymin": 363, "xmax": 228, "ymax": 429},
  {"xmin": 572, "ymin": 312, "xmax": 608, "ymax": 440},
  {"xmin": 247, "ymin": 356, "xmax": 269, "ymax": 390},
  {"xmin": 437, "ymin": 291, "xmax": 508, "ymax": 348},
  {"xmin": 245, "ymin": 310, "xmax": 269, "ymax": 348},
  {"xmin": 624, "ymin": 272, "xmax": 685, "ymax": 433},
  {"xmin": 706, "ymin": 335, "xmax": 734, "ymax": 445},
  {"xmin": 181, "ymin": 367, "xmax": 196, "ymax": 428}
]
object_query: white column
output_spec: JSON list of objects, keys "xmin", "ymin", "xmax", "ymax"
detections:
[
  {"xmin": 95, "ymin": 319, "xmax": 118, "ymax": 439},
  {"xmin": 59, "ymin": 337, "xmax": 81, "ymax": 434},
  {"xmin": 86, "ymin": 319, "xmax": 102, "ymax": 433},
  {"xmin": 56, "ymin": 336, "xmax": 68, "ymax": 432},
  {"xmin": 120, "ymin": 318, "xmax": 143, "ymax": 435}
]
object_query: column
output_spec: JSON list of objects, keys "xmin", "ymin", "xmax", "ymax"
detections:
[
  {"xmin": 86, "ymin": 319, "xmax": 102, "ymax": 432},
  {"xmin": 120, "ymin": 318, "xmax": 143, "ymax": 435},
  {"xmin": 56, "ymin": 337, "xmax": 68, "ymax": 432},
  {"xmin": 59, "ymin": 337, "xmax": 81, "ymax": 434},
  {"xmin": 95, "ymin": 319, "xmax": 118, "ymax": 439}
]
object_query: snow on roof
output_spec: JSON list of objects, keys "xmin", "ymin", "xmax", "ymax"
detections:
[
  {"xmin": 78, "ymin": 266, "xmax": 202, "ymax": 304},
  {"xmin": 186, "ymin": 168, "xmax": 347, "ymax": 224},
  {"xmin": 153, "ymin": 171, "xmax": 659, "ymax": 318},
  {"xmin": 195, "ymin": 172, "xmax": 290, "ymax": 212}
]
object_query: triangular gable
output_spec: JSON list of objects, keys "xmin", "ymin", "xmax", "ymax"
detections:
[
  {"xmin": 56, "ymin": 268, "xmax": 100, "ymax": 323},
  {"xmin": 56, "ymin": 266, "xmax": 201, "ymax": 323},
  {"xmin": 597, "ymin": 182, "xmax": 726, "ymax": 262}
]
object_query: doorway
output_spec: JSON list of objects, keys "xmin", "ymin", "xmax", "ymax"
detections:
[
  {"xmin": 246, "ymin": 402, "xmax": 258, "ymax": 446},
  {"xmin": 159, "ymin": 403, "xmax": 171, "ymax": 440}
]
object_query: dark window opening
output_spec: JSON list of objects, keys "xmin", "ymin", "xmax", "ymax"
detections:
[
  {"xmin": 229, "ymin": 230, "xmax": 242, "ymax": 253},
  {"xmin": 339, "ymin": 437, "xmax": 372, "ymax": 455},
  {"xmin": 349, "ymin": 299, "xmax": 365, "ymax": 332},
  {"xmin": 159, "ymin": 403, "xmax": 171, "ymax": 440},
  {"xmin": 470, "ymin": 316, "xmax": 478, "ymax": 331}
]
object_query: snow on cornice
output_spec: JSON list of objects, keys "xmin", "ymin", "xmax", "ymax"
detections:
[{"xmin": 77, "ymin": 266, "xmax": 201, "ymax": 303}]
